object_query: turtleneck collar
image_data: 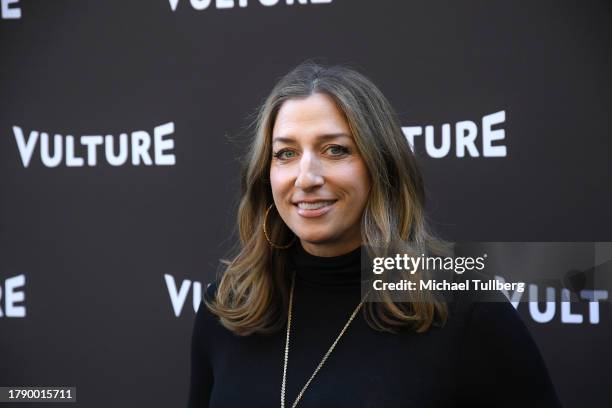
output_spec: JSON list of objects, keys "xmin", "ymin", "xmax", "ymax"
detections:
[{"xmin": 287, "ymin": 241, "xmax": 363, "ymax": 289}]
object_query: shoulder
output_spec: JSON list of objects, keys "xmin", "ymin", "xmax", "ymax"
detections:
[
  {"xmin": 192, "ymin": 279, "xmax": 222, "ymax": 344},
  {"xmin": 195, "ymin": 278, "xmax": 221, "ymax": 325},
  {"xmin": 443, "ymin": 270, "xmax": 548, "ymax": 371},
  {"xmin": 445, "ymin": 273, "xmax": 561, "ymax": 406},
  {"xmin": 445, "ymin": 270, "xmax": 534, "ymax": 344},
  {"xmin": 203, "ymin": 279, "xmax": 220, "ymax": 303}
]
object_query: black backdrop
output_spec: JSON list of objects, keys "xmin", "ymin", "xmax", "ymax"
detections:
[{"xmin": 1, "ymin": 1, "xmax": 611, "ymax": 407}]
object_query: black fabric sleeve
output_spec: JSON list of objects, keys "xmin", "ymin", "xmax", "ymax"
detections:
[
  {"xmin": 456, "ymin": 300, "xmax": 562, "ymax": 407},
  {"xmin": 187, "ymin": 284, "xmax": 217, "ymax": 408}
]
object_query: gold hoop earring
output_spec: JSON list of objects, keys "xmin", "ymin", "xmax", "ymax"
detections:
[{"xmin": 263, "ymin": 203, "xmax": 296, "ymax": 249}]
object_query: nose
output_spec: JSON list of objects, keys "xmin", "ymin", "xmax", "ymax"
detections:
[{"xmin": 295, "ymin": 152, "xmax": 324, "ymax": 190}]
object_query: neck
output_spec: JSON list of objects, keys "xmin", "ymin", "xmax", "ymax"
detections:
[
  {"xmin": 288, "ymin": 240, "xmax": 363, "ymax": 289},
  {"xmin": 299, "ymin": 238, "xmax": 362, "ymax": 258}
]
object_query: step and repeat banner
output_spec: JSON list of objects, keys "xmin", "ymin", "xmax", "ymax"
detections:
[{"xmin": 1, "ymin": 1, "xmax": 611, "ymax": 406}]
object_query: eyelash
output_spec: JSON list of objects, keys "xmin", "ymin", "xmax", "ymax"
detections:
[{"xmin": 273, "ymin": 145, "xmax": 350, "ymax": 161}]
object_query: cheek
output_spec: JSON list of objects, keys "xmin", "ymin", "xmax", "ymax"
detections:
[
  {"xmin": 269, "ymin": 174, "xmax": 280, "ymax": 199},
  {"xmin": 347, "ymin": 163, "xmax": 371, "ymax": 203},
  {"xmin": 358, "ymin": 168, "xmax": 372, "ymax": 201},
  {"xmin": 269, "ymin": 169, "xmax": 290, "ymax": 199}
]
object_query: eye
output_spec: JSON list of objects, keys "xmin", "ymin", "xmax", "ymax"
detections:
[
  {"xmin": 273, "ymin": 149, "xmax": 296, "ymax": 161},
  {"xmin": 326, "ymin": 145, "xmax": 350, "ymax": 156}
]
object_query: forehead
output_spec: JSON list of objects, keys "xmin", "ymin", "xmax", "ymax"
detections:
[{"xmin": 272, "ymin": 93, "xmax": 351, "ymax": 142}]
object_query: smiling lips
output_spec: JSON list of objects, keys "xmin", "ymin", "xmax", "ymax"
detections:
[{"xmin": 294, "ymin": 200, "xmax": 337, "ymax": 218}]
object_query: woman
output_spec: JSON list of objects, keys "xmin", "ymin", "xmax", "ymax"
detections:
[{"xmin": 188, "ymin": 61, "xmax": 560, "ymax": 407}]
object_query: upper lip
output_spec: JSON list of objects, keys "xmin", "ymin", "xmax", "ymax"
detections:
[{"xmin": 292, "ymin": 198, "xmax": 337, "ymax": 204}]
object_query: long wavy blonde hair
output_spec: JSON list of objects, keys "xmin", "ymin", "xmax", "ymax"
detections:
[{"xmin": 206, "ymin": 61, "xmax": 448, "ymax": 335}]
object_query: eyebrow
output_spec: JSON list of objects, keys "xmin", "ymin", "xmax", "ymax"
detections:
[{"xmin": 272, "ymin": 133, "xmax": 352, "ymax": 145}]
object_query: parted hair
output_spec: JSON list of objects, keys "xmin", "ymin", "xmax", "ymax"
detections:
[{"xmin": 205, "ymin": 60, "xmax": 448, "ymax": 335}]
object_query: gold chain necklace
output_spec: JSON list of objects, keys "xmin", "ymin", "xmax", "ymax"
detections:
[{"xmin": 280, "ymin": 270, "xmax": 370, "ymax": 408}]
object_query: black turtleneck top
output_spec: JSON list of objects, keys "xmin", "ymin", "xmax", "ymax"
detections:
[{"xmin": 187, "ymin": 242, "xmax": 561, "ymax": 407}]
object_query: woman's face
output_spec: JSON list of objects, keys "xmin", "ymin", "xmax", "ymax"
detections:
[{"xmin": 269, "ymin": 92, "xmax": 371, "ymax": 257}]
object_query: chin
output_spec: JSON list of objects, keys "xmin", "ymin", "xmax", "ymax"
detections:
[{"xmin": 293, "ymin": 229, "xmax": 336, "ymax": 244}]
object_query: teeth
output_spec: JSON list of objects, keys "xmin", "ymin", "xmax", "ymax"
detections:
[{"xmin": 297, "ymin": 201, "xmax": 335, "ymax": 210}]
